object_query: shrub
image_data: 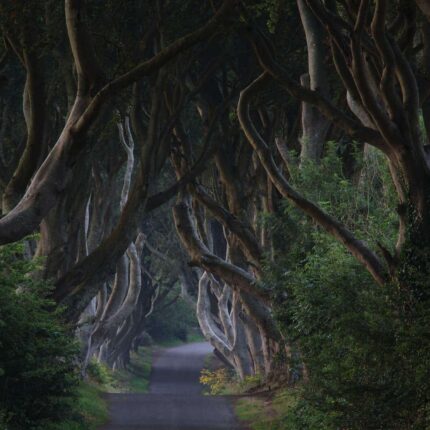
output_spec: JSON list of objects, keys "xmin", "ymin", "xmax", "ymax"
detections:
[
  {"xmin": 200, "ymin": 368, "xmax": 231, "ymax": 395},
  {"xmin": 0, "ymin": 241, "xmax": 79, "ymax": 429},
  {"xmin": 87, "ymin": 359, "xmax": 112, "ymax": 386}
]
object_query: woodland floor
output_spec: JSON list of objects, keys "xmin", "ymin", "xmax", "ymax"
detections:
[{"xmin": 99, "ymin": 342, "xmax": 243, "ymax": 430}]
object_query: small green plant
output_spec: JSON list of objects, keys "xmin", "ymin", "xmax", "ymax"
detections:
[
  {"xmin": 236, "ymin": 388, "xmax": 302, "ymax": 430},
  {"xmin": 87, "ymin": 359, "xmax": 112, "ymax": 386},
  {"xmin": 239, "ymin": 374, "xmax": 262, "ymax": 392}
]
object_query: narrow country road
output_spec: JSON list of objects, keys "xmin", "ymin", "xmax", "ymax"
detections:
[{"xmin": 100, "ymin": 342, "xmax": 243, "ymax": 430}]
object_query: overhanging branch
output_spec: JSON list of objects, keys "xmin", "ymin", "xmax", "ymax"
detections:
[{"xmin": 237, "ymin": 73, "xmax": 387, "ymax": 287}]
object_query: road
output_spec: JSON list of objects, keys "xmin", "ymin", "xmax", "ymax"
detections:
[{"xmin": 100, "ymin": 342, "xmax": 242, "ymax": 430}]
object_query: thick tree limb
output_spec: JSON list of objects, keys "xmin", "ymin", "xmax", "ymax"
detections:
[
  {"xmin": 197, "ymin": 272, "xmax": 234, "ymax": 359},
  {"xmin": 416, "ymin": 0, "xmax": 430, "ymax": 23},
  {"xmin": 99, "ymin": 239, "xmax": 144, "ymax": 336},
  {"xmin": 71, "ymin": 0, "xmax": 236, "ymax": 138},
  {"xmin": 246, "ymin": 29, "xmax": 385, "ymax": 151},
  {"xmin": 0, "ymin": 0, "xmax": 235, "ymax": 245},
  {"xmin": 193, "ymin": 185, "xmax": 262, "ymax": 269},
  {"xmin": 56, "ymin": 105, "xmax": 218, "ymax": 322},
  {"xmin": 297, "ymin": 0, "xmax": 331, "ymax": 163},
  {"xmin": 173, "ymin": 199, "xmax": 271, "ymax": 304},
  {"xmin": 65, "ymin": 0, "xmax": 104, "ymax": 94},
  {"xmin": 2, "ymin": 48, "xmax": 46, "ymax": 213}
]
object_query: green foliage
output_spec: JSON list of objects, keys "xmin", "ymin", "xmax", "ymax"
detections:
[
  {"xmin": 0, "ymin": 242, "xmax": 79, "ymax": 429},
  {"xmin": 238, "ymin": 374, "xmax": 263, "ymax": 392},
  {"xmin": 236, "ymin": 388, "xmax": 320, "ymax": 430},
  {"xmin": 110, "ymin": 347, "xmax": 152, "ymax": 393},
  {"xmin": 45, "ymin": 383, "xmax": 108, "ymax": 430},
  {"xmin": 87, "ymin": 359, "xmax": 112, "ymax": 386},
  {"xmin": 264, "ymin": 146, "xmax": 430, "ymax": 429},
  {"xmin": 236, "ymin": 397, "xmax": 272, "ymax": 430},
  {"xmin": 247, "ymin": 0, "xmax": 282, "ymax": 33},
  {"xmin": 272, "ymin": 235, "xmax": 430, "ymax": 428},
  {"xmin": 87, "ymin": 347, "xmax": 152, "ymax": 393},
  {"xmin": 263, "ymin": 144, "xmax": 397, "ymax": 273},
  {"xmin": 289, "ymin": 142, "xmax": 397, "ymax": 237}
]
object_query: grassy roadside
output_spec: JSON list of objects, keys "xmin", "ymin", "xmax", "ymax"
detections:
[
  {"xmin": 199, "ymin": 360, "xmax": 300, "ymax": 430},
  {"xmin": 48, "ymin": 346, "xmax": 153, "ymax": 430},
  {"xmin": 87, "ymin": 346, "xmax": 153, "ymax": 393},
  {"xmin": 48, "ymin": 337, "xmax": 204, "ymax": 430},
  {"xmin": 235, "ymin": 388, "xmax": 300, "ymax": 430},
  {"xmin": 46, "ymin": 383, "xmax": 108, "ymax": 430}
]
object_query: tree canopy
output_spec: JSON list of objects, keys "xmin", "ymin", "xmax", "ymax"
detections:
[{"xmin": 1, "ymin": 1, "xmax": 430, "ymax": 428}]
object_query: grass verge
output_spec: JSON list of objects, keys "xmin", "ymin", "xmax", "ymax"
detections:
[
  {"xmin": 46, "ymin": 382, "xmax": 108, "ymax": 430},
  {"xmin": 198, "ymin": 361, "xmax": 300, "ymax": 429},
  {"xmin": 235, "ymin": 388, "xmax": 300, "ymax": 430},
  {"xmin": 48, "ymin": 347, "xmax": 154, "ymax": 430},
  {"xmin": 88, "ymin": 346, "xmax": 153, "ymax": 393},
  {"xmin": 49, "ymin": 338, "xmax": 204, "ymax": 429}
]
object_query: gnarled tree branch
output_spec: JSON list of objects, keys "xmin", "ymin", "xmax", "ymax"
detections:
[{"xmin": 237, "ymin": 72, "xmax": 387, "ymax": 287}]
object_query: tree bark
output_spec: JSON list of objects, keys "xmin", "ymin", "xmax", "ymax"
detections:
[{"xmin": 297, "ymin": 0, "xmax": 331, "ymax": 164}]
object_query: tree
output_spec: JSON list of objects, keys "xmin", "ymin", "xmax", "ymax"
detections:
[{"xmin": 0, "ymin": 242, "xmax": 78, "ymax": 429}]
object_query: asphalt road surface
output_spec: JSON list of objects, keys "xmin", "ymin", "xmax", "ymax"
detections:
[{"xmin": 100, "ymin": 342, "xmax": 243, "ymax": 430}]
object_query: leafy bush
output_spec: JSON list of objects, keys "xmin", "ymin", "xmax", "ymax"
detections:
[
  {"xmin": 200, "ymin": 368, "xmax": 231, "ymax": 395},
  {"xmin": 272, "ymin": 235, "xmax": 430, "ymax": 429},
  {"xmin": 0, "ymin": 242, "xmax": 79, "ymax": 429},
  {"xmin": 235, "ymin": 387, "xmax": 334, "ymax": 430},
  {"xmin": 87, "ymin": 359, "xmax": 112, "ymax": 386}
]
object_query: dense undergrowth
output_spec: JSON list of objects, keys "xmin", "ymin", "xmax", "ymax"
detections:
[
  {"xmin": 263, "ymin": 146, "xmax": 430, "ymax": 429},
  {"xmin": 235, "ymin": 388, "xmax": 302, "ymax": 430},
  {"xmin": 0, "ymin": 241, "xmax": 81, "ymax": 430}
]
